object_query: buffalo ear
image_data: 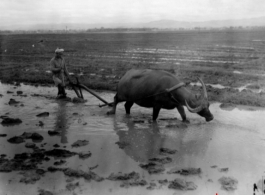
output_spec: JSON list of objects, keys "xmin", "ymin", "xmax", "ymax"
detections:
[{"xmin": 195, "ymin": 93, "xmax": 201, "ymax": 100}]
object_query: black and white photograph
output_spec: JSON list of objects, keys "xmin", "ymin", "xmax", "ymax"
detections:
[{"xmin": 1, "ymin": 0, "xmax": 265, "ymax": 194}]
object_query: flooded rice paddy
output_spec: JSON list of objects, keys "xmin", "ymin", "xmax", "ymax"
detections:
[
  {"xmin": 0, "ymin": 82, "xmax": 265, "ymax": 195},
  {"xmin": 191, "ymin": 82, "xmax": 264, "ymax": 94}
]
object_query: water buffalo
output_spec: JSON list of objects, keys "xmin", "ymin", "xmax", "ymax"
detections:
[{"xmin": 107, "ymin": 69, "xmax": 214, "ymax": 122}]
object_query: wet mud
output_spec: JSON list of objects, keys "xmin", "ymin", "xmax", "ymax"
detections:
[
  {"xmin": 115, "ymin": 141, "xmax": 130, "ymax": 149},
  {"xmin": 139, "ymin": 162, "xmax": 165, "ymax": 174},
  {"xmin": 78, "ymin": 152, "xmax": 92, "ymax": 159},
  {"xmin": 1, "ymin": 117, "xmax": 22, "ymax": 125},
  {"xmin": 218, "ymin": 176, "xmax": 238, "ymax": 191},
  {"xmin": 8, "ymin": 132, "xmax": 44, "ymax": 144},
  {"xmin": 107, "ymin": 172, "xmax": 148, "ymax": 188},
  {"xmin": 36, "ymin": 112, "xmax": 49, "ymax": 117},
  {"xmin": 38, "ymin": 189, "xmax": 54, "ymax": 195},
  {"xmin": 19, "ymin": 170, "xmax": 42, "ymax": 184},
  {"xmin": 107, "ymin": 171, "xmax": 140, "ymax": 181},
  {"xmin": 168, "ymin": 178, "xmax": 197, "ymax": 190},
  {"xmin": 167, "ymin": 167, "xmax": 202, "ymax": 175},
  {"xmin": 47, "ymin": 130, "xmax": 61, "ymax": 136},
  {"xmin": 139, "ymin": 156, "xmax": 173, "ymax": 174},
  {"xmin": 71, "ymin": 140, "xmax": 89, "ymax": 147},
  {"xmin": 159, "ymin": 147, "xmax": 177, "ymax": 155}
]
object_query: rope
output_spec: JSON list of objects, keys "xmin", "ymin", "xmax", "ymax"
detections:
[{"xmin": 141, "ymin": 82, "xmax": 185, "ymax": 99}]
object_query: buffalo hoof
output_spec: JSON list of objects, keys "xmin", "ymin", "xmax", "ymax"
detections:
[
  {"xmin": 107, "ymin": 110, "xmax": 115, "ymax": 115},
  {"xmin": 206, "ymin": 116, "xmax": 214, "ymax": 122},
  {"xmin": 182, "ymin": 119, "xmax": 190, "ymax": 124}
]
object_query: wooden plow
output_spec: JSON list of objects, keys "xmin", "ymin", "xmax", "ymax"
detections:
[{"xmin": 69, "ymin": 77, "xmax": 113, "ymax": 107}]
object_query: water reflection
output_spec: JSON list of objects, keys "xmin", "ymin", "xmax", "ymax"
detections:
[
  {"xmin": 115, "ymin": 119, "xmax": 165, "ymax": 163},
  {"xmin": 53, "ymin": 101, "xmax": 70, "ymax": 144},
  {"xmin": 113, "ymin": 115, "xmax": 213, "ymax": 166},
  {"xmin": 174, "ymin": 123, "xmax": 213, "ymax": 159}
]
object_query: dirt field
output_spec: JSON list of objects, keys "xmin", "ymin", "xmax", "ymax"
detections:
[{"xmin": 1, "ymin": 30, "xmax": 265, "ymax": 106}]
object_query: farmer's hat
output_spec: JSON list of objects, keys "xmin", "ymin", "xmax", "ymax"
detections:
[{"xmin": 55, "ymin": 48, "xmax": 64, "ymax": 53}]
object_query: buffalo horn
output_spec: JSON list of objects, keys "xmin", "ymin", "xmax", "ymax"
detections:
[
  {"xmin": 198, "ymin": 78, "xmax": 208, "ymax": 100},
  {"xmin": 185, "ymin": 100, "xmax": 203, "ymax": 113}
]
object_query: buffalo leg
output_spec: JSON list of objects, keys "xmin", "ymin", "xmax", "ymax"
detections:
[
  {"xmin": 107, "ymin": 95, "xmax": 119, "ymax": 115},
  {"xmin": 176, "ymin": 105, "xmax": 189, "ymax": 122},
  {"xmin": 152, "ymin": 106, "xmax": 161, "ymax": 121},
  {"xmin": 125, "ymin": 101, "xmax": 134, "ymax": 114}
]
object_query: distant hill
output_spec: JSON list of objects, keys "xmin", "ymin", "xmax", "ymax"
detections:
[
  {"xmin": 2, "ymin": 16, "xmax": 265, "ymax": 31},
  {"xmin": 143, "ymin": 17, "xmax": 265, "ymax": 28}
]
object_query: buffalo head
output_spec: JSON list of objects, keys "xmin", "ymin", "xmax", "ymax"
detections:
[{"xmin": 185, "ymin": 78, "xmax": 214, "ymax": 122}]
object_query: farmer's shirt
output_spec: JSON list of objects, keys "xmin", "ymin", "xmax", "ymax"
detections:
[
  {"xmin": 50, "ymin": 56, "xmax": 67, "ymax": 77},
  {"xmin": 50, "ymin": 56, "xmax": 68, "ymax": 86}
]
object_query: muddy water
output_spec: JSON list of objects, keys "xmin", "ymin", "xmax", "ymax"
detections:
[
  {"xmin": 0, "ymin": 83, "xmax": 265, "ymax": 195},
  {"xmin": 190, "ymin": 82, "xmax": 228, "ymax": 89},
  {"xmin": 191, "ymin": 82, "xmax": 264, "ymax": 94}
]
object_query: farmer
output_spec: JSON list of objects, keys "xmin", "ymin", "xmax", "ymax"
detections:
[{"xmin": 50, "ymin": 48, "xmax": 71, "ymax": 98}]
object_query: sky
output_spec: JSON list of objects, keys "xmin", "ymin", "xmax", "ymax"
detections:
[{"xmin": 1, "ymin": 0, "xmax": 265, "ymax": 28}]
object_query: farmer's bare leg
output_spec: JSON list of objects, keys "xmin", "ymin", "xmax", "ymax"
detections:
[
  {"xmin": 53, "ymin": 76, "xmax": 65, "ymax": 98},
  {"xmin": 61, "ymin": 85, "xmax": 67, "ymax": 97},
  {"xmin": 56, "ymin": 85, "xmax": 63, "ymax": 99}
]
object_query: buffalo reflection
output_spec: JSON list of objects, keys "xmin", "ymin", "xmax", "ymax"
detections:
[
  {"xmin": 115, "ymin": 120, "xmax": 164, "ymax": 163},
  {"xmin": 113, "ymin": 116, "xmax": 213, "ymax": 165}
]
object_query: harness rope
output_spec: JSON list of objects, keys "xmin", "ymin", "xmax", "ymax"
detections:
[
  {"xmin": 166, "ymin": 82, "xmax": 186, "ymax": 105},
  {"xmin": 141, "ymin": 82, "xmax": 185, "ymax": 100}
]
